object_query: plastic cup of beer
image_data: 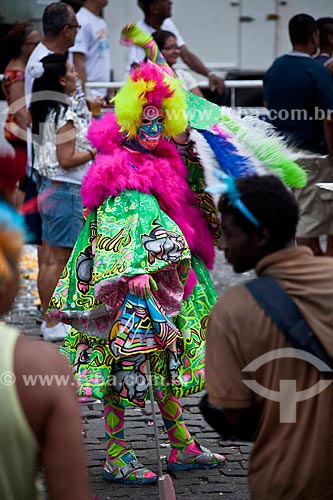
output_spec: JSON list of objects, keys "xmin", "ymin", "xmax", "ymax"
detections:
[{"xmin": 89, "ymin": 95, "xmax": 103, "ymax": 117}]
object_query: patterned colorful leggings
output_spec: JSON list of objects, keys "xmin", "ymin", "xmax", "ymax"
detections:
[{"xmin": 104, "ymin": 396, "xmax": 201, "ymax": 460}]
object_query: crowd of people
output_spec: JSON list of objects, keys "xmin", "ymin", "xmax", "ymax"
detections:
[{"xmin": 1, "ymin": 2, "xmax": 333, "ymax": 500}]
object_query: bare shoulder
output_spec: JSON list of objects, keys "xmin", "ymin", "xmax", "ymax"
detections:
[
  {"xmin": 15, "ymin": 335, "xmax": 72, "ymax": 377},
  {"xmin": 14, "ymin": 335, "xmax": 78, "ymax": 443}
]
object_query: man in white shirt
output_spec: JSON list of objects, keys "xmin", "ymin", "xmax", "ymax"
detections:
[
  {"xmin": 25, "ymin": 2, "xmax": 80, "ymax": 107},
  {"xmin": 25, "ymin": 1, "xmax": 81, "ymax": 202},
  {"xmin": 25, "ymin": 1, "xmax": 82, "ymax": 184},
  {"xmin": 24, "ymin": 2, "xmax": 81, "ymax": 342},
  {"xmin": 127, "ymin": 0, "xmax": 224, "ymax": 94},
  {"xmin": 70, "ymin": 0, "xmax": 111, "ymax": 97}
]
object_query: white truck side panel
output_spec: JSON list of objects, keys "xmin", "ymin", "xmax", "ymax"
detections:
[{"xmin": 106, "ymin": 0, "xmax": 333, "ymax": 79}]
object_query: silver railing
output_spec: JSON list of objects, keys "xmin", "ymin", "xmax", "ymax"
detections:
[
  {"xmin": 173, "ymin": 61, "xmax": 236, "ymax": 71},
  {"xmin": 0, "ymin": 73, "xmax": 263, "ymax": 108},
  {"xmin": 86, "ymin": 79, "xmax": 264, "ymax": 108}
]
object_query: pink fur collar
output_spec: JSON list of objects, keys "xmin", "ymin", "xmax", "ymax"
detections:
[{"xmin": 82, "ymin": 113, "xmax": 215, "ymax": 270}]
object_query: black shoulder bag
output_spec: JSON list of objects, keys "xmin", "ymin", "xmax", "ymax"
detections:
[{"xmin": 245, "ymin": 275, "xmax": 333, "ymax": 378}]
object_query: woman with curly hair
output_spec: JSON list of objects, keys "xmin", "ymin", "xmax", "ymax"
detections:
[{"xmin": 2, "ymin": 23, "xmax": 41, "ymax": 203}]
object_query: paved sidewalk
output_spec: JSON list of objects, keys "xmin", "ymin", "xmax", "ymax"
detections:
[
  {"xmin": 2, "ymin": 246, "xmax": 252, "ymax": 500},
  {"xmin": 84, "ymin": 397, "xmax": 251, "ymax": 500}
]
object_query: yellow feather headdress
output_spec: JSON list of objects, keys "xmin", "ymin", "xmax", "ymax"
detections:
[{"xmin": 114, "ymin": 62, "xmax": 188, "ymax": 138}]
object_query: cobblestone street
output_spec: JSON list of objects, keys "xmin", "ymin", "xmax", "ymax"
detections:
[{"xmin": 2, "ymin": 246, "xmax": 253, "ymax": 500}]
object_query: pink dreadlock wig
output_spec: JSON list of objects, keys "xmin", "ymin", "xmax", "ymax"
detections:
[{"xmin": 114, "ymin": 62, "xmax": 188, "ymax": 138}]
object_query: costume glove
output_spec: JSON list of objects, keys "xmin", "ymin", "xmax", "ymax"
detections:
[
  {"xmin": 121, "ymin": 22, "xmax": 176, "ymax": 78},
  {"xmin": 120, "ymin": 22, "xmax": 153, "ymax": 47}
]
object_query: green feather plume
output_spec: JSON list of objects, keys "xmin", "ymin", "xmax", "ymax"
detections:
[{"xmin": 220, "ymin": 110, "xmax": 307, "ymax": 188}]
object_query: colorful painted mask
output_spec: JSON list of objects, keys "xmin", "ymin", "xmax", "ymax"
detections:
[{"xmin": 137, "ymin": 106, "xmax": 164, "ymax": 150}]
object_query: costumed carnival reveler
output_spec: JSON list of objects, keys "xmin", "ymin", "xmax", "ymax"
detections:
[
  {"xmin": 47, "ymin": 30, "xmax": 307, "ymax": 485},
  {"xmin": 47, "ymin": 62, "xmax": 225, "ymax": 484}
]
